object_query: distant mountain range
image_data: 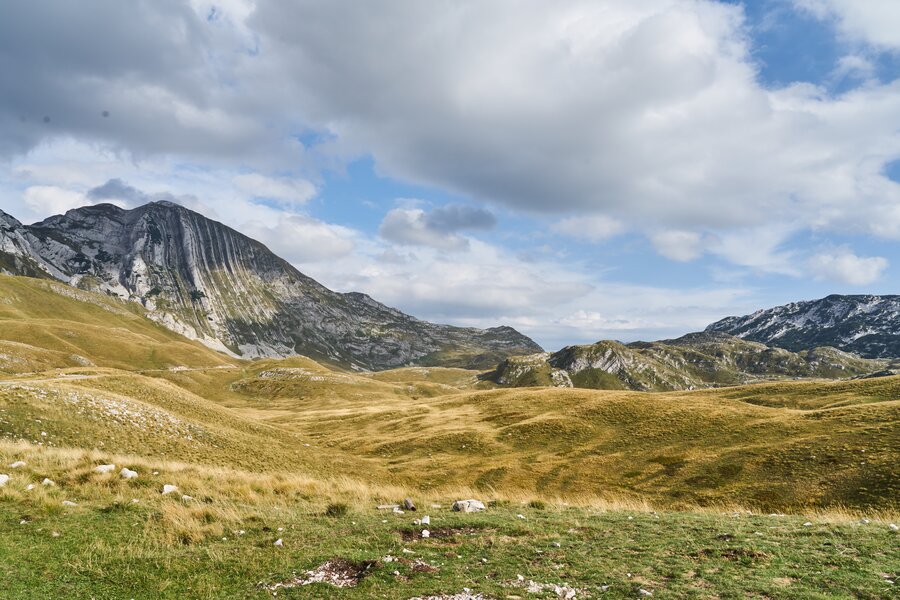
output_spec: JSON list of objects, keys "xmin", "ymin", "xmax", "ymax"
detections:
[
  {"xmin": 0, "ymin": 202, "xmax": 540, "ymax": 370},
  {"xmin": 706, "ymin": 295, "xmax": 900, "ymax": 359},
  {"xmin": 484, "ymin": 332, "xmax": 887, "ymax": 392}
]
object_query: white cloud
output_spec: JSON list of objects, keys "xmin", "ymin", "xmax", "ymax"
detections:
[
  {"xmin": 650, "ymin": 230, "xmax": 705, "ymax": 261},
  {"xmin": 796, "ymin": 0, "xmax": 900, "ymax": 51},
  {"xmin": 232, "ymin": 173, "xmax": 316, "ymax": 206},
  {"xmin": 227, "ymin": 213, "xmax": 358, "ymax": 265},
  {"xmin": 22, "ymin": 185, "xmax": 96, "ymax": 215},
  {"xmin": 808, "ymin": 247, "xmax": 888, "ymax": 285},
  {"xmin": 379, "ymin": 205, "xmax": 495, "ymax": 250},
  {"xmin": 552, "ymin": 215, "xmax": 625, "ymax": 242}
]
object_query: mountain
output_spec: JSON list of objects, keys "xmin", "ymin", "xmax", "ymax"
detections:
[
  {"xmin": 706, "ymin": 295, "xmax": 900, "ymax": 359},
  {"xmin": 0, "ymin": 202, "xmax": 541, "ymax": 369},
  {"xmin": 484, "ymin": 331, "xmax": 885, "ymax": 391}
]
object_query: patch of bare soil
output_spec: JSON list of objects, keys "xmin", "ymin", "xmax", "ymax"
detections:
[{"xmin": 263, "ymin": 558, "xmax": 380, "ymax": 592}]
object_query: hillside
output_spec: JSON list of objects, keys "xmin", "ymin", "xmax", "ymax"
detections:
[
  {"xmin": 0, "ymin": 203, "xmax": 540, "ymax": 369},
  {"xmin": 707, "ymin": 294, "xmax": 900, "ymax": 359},
  {"xmin": 0, "ymin": 277, "xmax": 897, "ymax": 597},
  {"xmin": 483, "ymin": 332, "xmax": 885, "ymax": 392}
]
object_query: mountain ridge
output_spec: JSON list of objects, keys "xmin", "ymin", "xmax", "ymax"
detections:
[
  {"xmin": 0, "ymin": 202, "xmax": 541, "ymax": 369},
  {"xmin": 706, "ymin": 294, "xmax": 900, "ymax": 359}
]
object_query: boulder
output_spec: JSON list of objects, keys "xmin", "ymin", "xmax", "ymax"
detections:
[
  {"xmin": 120, "ymin": 467, "xmax": 138, "ymax": 479},
  {"xmin": 452, "ymin": 499, "xmax": 486, "ymax": 513}
]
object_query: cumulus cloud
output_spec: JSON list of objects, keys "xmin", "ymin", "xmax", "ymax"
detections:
[
  {"xmin": 796, "ymin": 0, "xmax": 900, "ymax": 51},
  {"xmin": 808, "ymin": 248, "xmax": 888, "ymax": 285},
  {"xmin": 243, "ymin": 214, "xmax": 356, "ymax": 264},
  {"xmin": 552, "ymin": 215, "xmax": 626, "ymax": 242},
  {"xmin": 379, "ymin": 204, "xmax": 495, "ymax": 250},
  {"xmin": 650, "ymin": 230, "xmax": 705, "ymax": 262},
  {"xmin": 23, "ymin": 185, "xmax": 93, "ymax": 215},
  {"xmin": 232, "ymin": 173, "xmax": 316, "ymax": 207}
]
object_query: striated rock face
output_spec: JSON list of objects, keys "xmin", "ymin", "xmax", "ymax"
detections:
[
  {"xmin": 706, "ymin": 295, "xmax": 900, "ymax": 359},
  {"xmin": 484, "ymin": 332, "xmax": 885, "ymax": 391},
  {"xmin": 0, "ymin": 202, "xmax": 541, "ymax": 369}
]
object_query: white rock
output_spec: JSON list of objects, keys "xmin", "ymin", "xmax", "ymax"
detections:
[
  {"xmin": 421, "ymin": 529, "xmax": 430, "ymax": 538},
  {"xmin": 62, "ymin": 500, "xmax": 78, "ymax": 507},
  {"xmin": 890, "ymin": 523, "xmax": 899, "ymax": 531},
  {"xmin": 132, "ymin": 499, "xmax": 140, "ymax": 503},
  {"xmin": 181, "ymin": 495, "xmax": 193, "ymax": 502},
  {"xmin": 152, "ymin": 471, "xmax": 159, "ymax": 475},
  {"xmin": 639, "ymin": 589, "xmax": 653, "ymax": 597},
  {"xmin": 9, "ymin": 461, "xmax": 26, "ymax": 469},
  {"xmin": 93, "ymin": 464, "xmax": 116, "ymax": 474},
  {"xmin": 452, "ymin": 499, "xmax": 486, "ymax": 513},
  {"xmin": 25, "ymin": 484, "xmax": 34, "ymax": 491},
  {"xmin": 803, "ymin": 522, "xmax": 813, "ymax": 527},
  {"xmin": 517, "ymin": 514, "xmax": 526, "ymax": 519},
  {"xmin": 120, "ymin": 468, "xmax": 138, "ymax": 479},
  {"xmin": 274, "ymin": 538, "xmax": 283, "ymax": 547},
  {"xmin": 161, "ymin": 484, "xmax": 178, "ymax": 495},
  {"xmin": 421, "ymin": 515, "xmax": 430, "ymax": 525},
  {"xmin": 0, "ymin": 474, "xmax": 9, "ymax": 487},
  {"xmin": 41, "ymin": 478, "xmax": 55, "ymax": 486}
]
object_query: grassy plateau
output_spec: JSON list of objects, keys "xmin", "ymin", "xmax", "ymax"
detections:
[{"xmin": 0, "ymin": 274, "xmax": 897, "ymax": 599}]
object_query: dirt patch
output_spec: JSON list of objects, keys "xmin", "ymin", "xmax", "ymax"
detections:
[
  {"xmin": 697, "ymin": 547, "xmax": 768, "ymax": 561},
  {"xmin": 263, "ymin": 558, "xmax": 380, "ymax": 592},
  {"xmin": 399, "ymin": 526, "xmax": 493, "ymax": 541}
]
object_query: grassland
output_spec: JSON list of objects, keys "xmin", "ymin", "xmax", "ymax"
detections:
[{"xmin": 0, "ymin": 274, "xmax": 897, "ymax": 598}]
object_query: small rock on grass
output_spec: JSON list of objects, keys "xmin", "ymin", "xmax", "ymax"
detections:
[
  {"xmin": 41, "ymin": 478, "xmax": 55, "ymax": 486},
  {"xmin": 274, "ymin": 538, "xmax": 283, "ymax": 547},
  {"xmin": 0, "ymin": 474, "xmax": 9, "ymax": 487},
  {"xmin": 9, "ymin": 461, "xmax": 26, "ymax": 469},
  {"xmin": 161, "ymin": 484, "xmax": 178, "ymax": 495},
  {"xmin": 62, "ymin": 500, "xmax": 78, "ymax": 507},
  {"xmin": 120, "ymin": 468, "xmax": 138, "ymax": 479},
  {"xmin": 93, "ymin": 464, "xmax": 116, "ymax": 474},
  {"xmin": 452, "ymin": 500, "xmax": 485, "ymax": 513},
  {"xmin": 889, "ymin": 523, "xmax": 898, "ymax": 531}
]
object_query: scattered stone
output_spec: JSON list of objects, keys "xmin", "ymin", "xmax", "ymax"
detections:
[
  {"xmin": 452, "ymin": 499, "xmax": 486, "ymax": 513},
  {"xmin": 551, "ymin": 542, "xmax": 561, "ymax": 547},
  {"xmin": 859, "ymin": 518, "xmax": 870, "ymax": 524},
  {"xmin": 377, "ymin": 504, "xmax": 400, "ymax": 510},
  {"xmin": 9, "ymin": 461, "xmax": 26, "ymax": 469},
  {"xmin": 51, "ymin": 531, "xmax": 60, "ymax": 538},
  {"xmin": 19, "ymin": 519, "xmax": 27, "ymax": 525},
  {"xmin": 161, "ymin": 484, "xmax": 178, "ymax": 495},
  {"xmin": 403, "ymin": 497, "xmax": 417, "ymax": 511},
  {"xmin": 408, "ymin": 591, "xmax": 486, "ymax": 600},
  {"xmin": 890, "ymin": 523, "xmax": 899, "ymax": 531},
  {"xmin": 508, "ymin": 577, "xmax": 587, "ymax": 598},
  {"xmin": 274, "ymin": 538, "xmax": 283, "ymax": 547},
  {"xmin": 152, "ymin": 471, "xmax": 159, "ymax": 475},
  {"xmin": 41, "ymin": 478, "xmax": 55, "ymax": 486},
  {"xmin": 0, "ymin": 474, "xmax": 9, "ymax": 487},
  {"xmin": 62, "ymin": 500, "xmax": 78, "ymax": 507},
  {"xmin": 120, "ymin": 468, "xmax": 138, "ymax": 479},
  {"xmin": 181, "ymin": 495, "xmax": 194, "ymax": 502},
  {"xmin": 803, "ymin": 522, "xmax": 813, "ymax": 527},
  {"xmin": 517, "ymin": 514, "xmax": 526, "ymax": 519},
  {"xmin": 421, "ymin": 515, "xmax": 430, "ymax": 525},
  {"xmin": 25, "ymin": 484, "xmax": 34, "ymax": 491},
  {"xmin": 639, "ymin": 589, "xmax": 653, "ymax": 597},
  {"xmin": 422, "ymin": 529, "xmax": 430, "ymax": 538},
  {"xmin": 264, "ymin": 558, "xmax": 379, "ymax": 591},
  {"xmin": 132, "ymin": 499, "xmax": 140, "ymax": 503},
  {"xmin": 393, "ymin": 507, "xmax": 405, "ymax": 515},
  {"xmin": 93, "ymin": 464, "xmax": 116, "ymax": 474}
]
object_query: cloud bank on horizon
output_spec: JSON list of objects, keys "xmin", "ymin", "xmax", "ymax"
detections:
[{"xmin": 0, "ymin": 0, "xmax": 897, "ymax": 349}]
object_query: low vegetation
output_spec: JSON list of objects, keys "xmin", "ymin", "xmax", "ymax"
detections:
[{"xmin": 0, "ymin": 275, "xmax": 897, "ymax": 598}]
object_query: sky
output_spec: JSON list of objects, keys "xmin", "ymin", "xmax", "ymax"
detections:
[{"xmin": 0, "ymin": 0, "xmax": 898, "ymax": 350}]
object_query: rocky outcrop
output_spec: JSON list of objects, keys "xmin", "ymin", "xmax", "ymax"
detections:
[
  {"xmin": 706, "ymin": 295, "xmax": 900, "ymax": 359},
  {"xmin": 484, "ymin": 332, "xmax": 885, "ymax": 391},
  {"xmin": 0, "ymin": 202, "xmax": 541, "ymax": 369}
]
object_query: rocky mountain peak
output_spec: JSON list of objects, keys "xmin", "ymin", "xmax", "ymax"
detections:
[{"xmin": 0, "ymin": 202, "xmax": 541, "ymax": 369}]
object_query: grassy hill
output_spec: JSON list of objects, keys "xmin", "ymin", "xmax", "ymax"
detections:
[{"xmin": 0, "ymin": 275, "xmax": 897, "ymax": 598}]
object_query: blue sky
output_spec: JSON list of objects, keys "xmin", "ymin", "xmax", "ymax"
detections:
[{"xmin": 0, "ymin": 0, "xmax": 898, "ymax": 350}]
